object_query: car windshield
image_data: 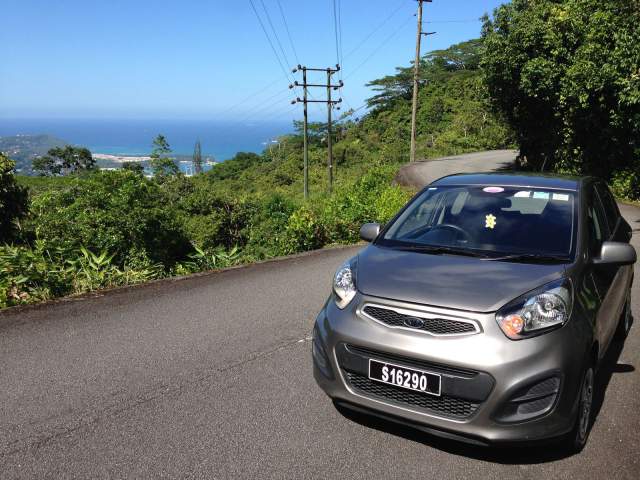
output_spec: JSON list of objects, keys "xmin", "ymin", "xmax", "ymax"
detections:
[{"xmin": 379, "ymin": 185, "xmax": 576, "ymax": 259}]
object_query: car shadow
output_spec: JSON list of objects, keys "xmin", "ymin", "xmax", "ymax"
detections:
[
  {"xmin": 334, "ymin": 329, "xmax": 633, "ymax": 464},
  {"xmin": 495, "ymin": 161, "xmax": 517, "ymax": 172}
]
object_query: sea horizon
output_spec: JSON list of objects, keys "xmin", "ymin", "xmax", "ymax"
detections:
[{"xmin": 0, "ymin": 117, "xmax": 295, "ymax": 161}]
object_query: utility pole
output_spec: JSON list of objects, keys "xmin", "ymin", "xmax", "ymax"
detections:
[
  {"xmin": 291, "ymin": 65, "xmax": 342, "ymax": 197},
  {"xmin": 302, "ymin": 67, "xmax": 309, "ymax": 199},
  {"xmin": 327, "ymin": 67, "xmax": 334, "ymax": 192},
  {"xmin": 410, "ymin": 0, "xmax": 434, "ymax": 163}
]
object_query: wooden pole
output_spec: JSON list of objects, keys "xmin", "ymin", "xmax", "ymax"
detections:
[
  {"xmin": 410, "ymin": 0, "xmax": 424, "ymax": 163},
  {"xmin": 327, "ymin": 68, "xmax": 333, "ymax": 193},
  {"xmin": 303, "ymin": 67, "xmax": 309, "ymax": 199}
]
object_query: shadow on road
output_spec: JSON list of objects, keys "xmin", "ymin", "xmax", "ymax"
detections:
[
  {"xmin": 334, "ymin": 331, "xmax": 633, "ymax": 465},
  {"xmin": 494, "ymin": 161, "xmax": 517, "ymax": 172}
]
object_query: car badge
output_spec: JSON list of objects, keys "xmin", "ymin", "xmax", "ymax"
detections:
[{"xmin": 404, "ymin": 316, "xmax": 425, "ymax": 329}]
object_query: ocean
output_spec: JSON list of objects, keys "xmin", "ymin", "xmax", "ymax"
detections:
[{"xmin": 0, "ymin": 118, "xmax": 295, "ymax": 161}]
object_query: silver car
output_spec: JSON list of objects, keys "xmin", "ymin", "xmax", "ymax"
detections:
[{"xmin": 312, "ymin": 173, "xmax": 636, "ymax": 452}]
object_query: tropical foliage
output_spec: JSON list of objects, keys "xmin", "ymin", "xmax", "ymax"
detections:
[
  {"xmin": 0, "ymin": 153, "xmax": 29, "ymax": 243},
  {"xmin": 32, "ymin": 146, "xmax": 95, "ymax": 175},
  {"xmin": 18, "ymin": 33, "xmax": 634, "ymax": 308},
  {"xmin": 481, "ymin": 0, "xmax": 640, "ymax": 197}
]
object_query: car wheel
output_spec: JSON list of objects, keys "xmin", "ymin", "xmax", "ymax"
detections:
[{"xmin": 568, "ymin": 366, "xmax": 594, "ymax": 454}]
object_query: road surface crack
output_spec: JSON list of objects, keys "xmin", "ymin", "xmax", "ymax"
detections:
[{"xmin": 0, "ymin": 335, "xmax": 313, "ymax": 458}]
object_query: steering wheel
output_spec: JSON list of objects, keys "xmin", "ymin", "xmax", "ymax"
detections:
[{"xmin": 428, "ymin": 223, "xmax": 471, "ymax": 242}]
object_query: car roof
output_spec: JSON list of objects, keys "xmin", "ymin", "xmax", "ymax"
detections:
[{"xmin": 430, "ymin": 172, "xmax": 584, "ymax": 191}]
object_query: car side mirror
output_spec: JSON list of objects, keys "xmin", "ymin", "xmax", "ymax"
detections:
[
  {"xmin": 360, "ymin": 223, "xmax": 381, "ymax": 242},
  {"xmin": 593, "ymin": 241, "xmax": 637, "ymax": 266}
]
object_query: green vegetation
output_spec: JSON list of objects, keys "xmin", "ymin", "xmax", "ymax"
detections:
[
  {"xmin": 32, "ymin": 145, "xmax": 95, "ymax": 175},
  {"xmin": 366, "ymin": 39, "xmax": 513, "ymax": 159},
  {"xmin": 482, "ymin": 0, "xmax": 640, "ymax": 199},
  {"xmin": 0, "ymin": 154, "xmax": 29, "ymax": 243},
  {"xmin": 0, "ymin": 134, "xmax": 68, "ymax": 173},
  {"xmin": 0, "ymin": 39, "xmax": 515, "ymax": 308},
  {"xmin": 193, "ymin": 140, "xmax": 203, "ymax": 174},
  {"xmin": 6, "ymin": 14, "xmax": 638, "ymax": 309},
  {"xmin": 150, "ymin": 134, "xmax": 179, "ymax": 178},
  {"xmin": 2, "ymin": 42, "xmax": 509, "ymax": 308}
]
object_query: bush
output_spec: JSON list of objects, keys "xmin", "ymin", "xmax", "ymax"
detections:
[
  {"xmin": 482, "ymin": 0, "xmax": 640, "ymax": 183},
  {"xmin": 0, "ymin": 242, "xmax": 71, "ymax": 306},
  {"xmin": 244, "ymin": 193, "xmax": 297, "ymax": 258},
  {"xmin": 610, "ymin": 166, "xmax": 640, "ymax": 201},
  {"xmin": 0, "ymin": 153, "xmax": 29, "ymax": 243},
  {"xmin": 280, "ymin": 206, "xmax": 325, "ymax": 255},
  {"xmin": 27, "ymin": 170, "xmax": 192, "ymax": 267},
  {"xmin": 0, "ymin": 242, "xmax": 165, "ymax": 308}
]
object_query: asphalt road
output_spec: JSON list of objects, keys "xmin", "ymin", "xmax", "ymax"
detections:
[
  {"xmin": 1, "ymin": 153, "xmax": 639, "ymax": 479},
  {"xmin": 394, "ymin": 149, "xmax": 518, "ymax": 188}
]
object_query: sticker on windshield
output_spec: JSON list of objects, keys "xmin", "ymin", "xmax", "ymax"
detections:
[
  {"xmin": 552, "ymin": 193, "xmax": 569, "ymax": 201},
  {"xmin": 532, "ymin": 191, "xmax": 550, "ymax": 200},
  {"xmin": 485, "ymin": 214, "xmax": 497, "ymax": 229},
  {"xmin": 483, "ymin": 186, "xmax": 504, "ymax": 193}
]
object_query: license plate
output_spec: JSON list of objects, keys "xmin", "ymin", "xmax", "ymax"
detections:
[{"xmin": 368, "ymin": 359, "xmax": 441, "ymax": 396}]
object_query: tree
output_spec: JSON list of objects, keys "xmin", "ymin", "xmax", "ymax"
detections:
[
  {"xmin": 122, "ymin": 162, "xmax": 145, "ymax": 175},
  {"xmin": 32, "ymin": 146, "xmax": 95, "ymax": 176},
  {"xmin": 0, "ymin": 153, "xmax": 29, "ymax": 243},
  {"xmin": 150, "ymin": 134, "xmax": 179, "ymax": 178},
  {"xmin": 366, "ymin": 39, "xmax": 482, "ymax": 111},
  {"xmin": 481, "ymin": 0, "xmax": 640, "ymax": 181},
  {"xmin": 206, "ymin": 152, "xmax": 262, "ymax": 182},
  {"xmin": 193, "ymin": 139, "xmax": 203, "ymax": 174}
]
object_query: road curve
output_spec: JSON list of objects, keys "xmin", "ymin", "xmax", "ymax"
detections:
[
  {"xmin": 1, "ymin": 155, "xmax": 639, "ymax": 479},
  {"xmin": 395, "ymin": 149, "xmax": 518, "ymax": 188}
]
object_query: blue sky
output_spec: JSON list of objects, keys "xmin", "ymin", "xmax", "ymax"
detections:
[{"xmin": 1, "ymin": 0, "xmax": 506, "ymax": 121}]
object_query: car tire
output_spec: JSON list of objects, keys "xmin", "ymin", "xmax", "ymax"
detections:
[
  {"xmin": 567, "ymin": 366, "xmax": 594, "ymax": 454},
  {"xmin": 615, "ymin": 293, "xmax": 632, "ymax": 340}
]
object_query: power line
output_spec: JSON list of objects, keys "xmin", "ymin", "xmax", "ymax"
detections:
[
  {"xmin": 337, "ymin": 0, "xmax": 343, "ymax": 68},
  {"xmin": 259, "ymin": 0, "xmax": 294, "ymax": 73},
  {"xmin": 248, "ymin": 0, "xmax": 292, "ymax": 82},
  {"xmin": 343, "ymin": 1, "xmax": 411, "ymax": 61},
  {"xmin": 215, "ymin": 74, "xmax": 287, "ymax": 118},
  {"xmin": 345, "ymin": 14, "xmax": 414, "ymax": 80},
  {"xmin": 335, "ymin": 0, "xmax": 344, "ymax": 92},
  {"xmin": 276, "ymin": 0, "xmax": 299, "ymax": 65},
  {"xmin": 232, "ymin": 88, "xmax": 293, "ymax": 125},
  {"xmin": 426, "ymin": 19, "xmax": 479, "ymax": 23},
  {"xmin": 331, "ymin": 0, "xmax": 341, "ymax": 72}
]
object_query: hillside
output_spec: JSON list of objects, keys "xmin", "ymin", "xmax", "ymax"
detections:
[
  {"xmin": 195, "ymin": 39, "xmax": 513, "ymax": 201},
  {"xmin": 0, "ymin": 134, "xmax": 68, "ymax": 173},
  {"xmin": 3, "ymin": 39, "xmax": 514, "ymax": 308}
]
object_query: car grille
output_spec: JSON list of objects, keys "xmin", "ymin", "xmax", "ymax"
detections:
[
  {"xmin": 344, "ymin": 371, "xmax": 479, "ymax": 419},
  {"xmin": 362, "ymin": 305, "xmax": 478, "ymax": 335}
]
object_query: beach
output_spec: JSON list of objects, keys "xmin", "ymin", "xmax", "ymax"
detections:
[{"xmin": 93, "ymin": 153, "xmax": 150, "ymax": 163}]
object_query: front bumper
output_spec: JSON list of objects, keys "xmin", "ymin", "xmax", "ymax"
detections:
[{"xmin": 313, "ymin": 293, "xmax": 590, "ymax": 444}]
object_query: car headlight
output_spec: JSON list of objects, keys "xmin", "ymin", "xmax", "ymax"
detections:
[
  {"xmin": 496, "ymin": 278, "xmax": 573, "ymax": 340},
  {"xmin": 333, "ymin": 258, "xmax": 357, "ymax": 309}
]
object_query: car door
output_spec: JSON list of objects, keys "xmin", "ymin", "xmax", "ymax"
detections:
[{"xmin": 588, "ymin": 184, "xmax": 627, "ymax": 354}]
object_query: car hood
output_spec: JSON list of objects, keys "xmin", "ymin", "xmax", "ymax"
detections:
[{"xmin": 356, "ymin": 245, "xmax": 566, "ymax": 313}]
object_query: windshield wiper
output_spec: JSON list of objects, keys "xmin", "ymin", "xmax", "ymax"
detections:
[
  {"xmin": 484, "ymin": 253, "xmax": 570, "ymax": 263},
  {"xmin": 394, "ymin": 245, "xmax": 493, "ymax": 258}
]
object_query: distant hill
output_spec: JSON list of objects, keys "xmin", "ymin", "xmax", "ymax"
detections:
[{"xmin": 0, "ymin": 134, "xmax": 69, "ymax": 173}]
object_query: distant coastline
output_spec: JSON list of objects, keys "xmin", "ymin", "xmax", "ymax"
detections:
[
  {"xmin": 0, "ymin": 117, "xmax": 294, "ymax": 164},
  {"xmin": 93, "ymin": 153, "xmax": 150, "ymax": 163}
]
